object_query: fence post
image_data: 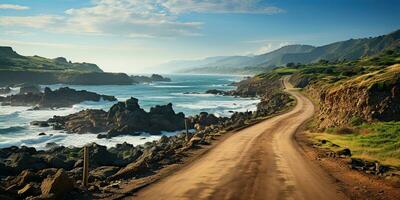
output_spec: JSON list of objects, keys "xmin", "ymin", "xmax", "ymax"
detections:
[
  {"xmin": 185, "ymin": 118, "xmax": 189, "ymax": 141},
  {"xmin": 82, "ymin": 145, "xmax": 89, "ymax": 187}
]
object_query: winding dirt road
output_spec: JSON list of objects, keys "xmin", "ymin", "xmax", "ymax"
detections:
[{"xmin": 129, "ymin": 77, "xmax": 347, "ymax": 200}]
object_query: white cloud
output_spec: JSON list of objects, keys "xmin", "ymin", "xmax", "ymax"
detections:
[
  {"xmin": 0, "ymin": 0, "xmax": 284, "ymax": 37},
  {"xmin": 0, "ymin": 4, "xmax": 29, "ymax": 10},
  {"xmin": 255, "ymin": 41, "xmax": 290, "ymax": 54},
  {"xmin": 0, "ymin": 15, "xmax": 63, "ymax": 28},
  {"xmin": 161, "ymin": 0, "xmax": 285, "ymax": 14}
]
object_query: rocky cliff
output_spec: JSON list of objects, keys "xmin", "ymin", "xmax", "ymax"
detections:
[{"xmin": 292, "ymin": 64, "xmax": 400, "ymax": 128}]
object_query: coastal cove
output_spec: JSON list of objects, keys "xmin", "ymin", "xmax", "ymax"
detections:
[{"xmin": 0, "ymin": 74, "xmax": 259, "ymax": 149}]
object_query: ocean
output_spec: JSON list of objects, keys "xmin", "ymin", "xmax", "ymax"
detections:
[{"xmin": 0, "ymin": 74, "xmax": 259, "ymax": 149}]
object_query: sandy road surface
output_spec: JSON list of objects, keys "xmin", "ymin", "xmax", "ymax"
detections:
[{"xmin": 129, "ymin": 77, "xmax": 347, "ymax": 200}]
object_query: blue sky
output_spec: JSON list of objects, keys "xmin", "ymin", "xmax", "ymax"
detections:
[{"xmin": 0, "ymin": 0, "xmax": 399, "ymax": 72}]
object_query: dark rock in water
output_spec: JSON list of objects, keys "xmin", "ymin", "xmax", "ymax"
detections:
[
  {"xmin": 40, "ymin": 169, "xmax": 74, "ymax": 197},
  {"xmin": 19, "ymin": 84, "xmax": 41, "ymax": 95},
  {"xmin": 31, "ymin": 121, "xmax": 49, "ymax": 127},
  {"xmin": 130, "ymin": 74, "xmax": 171, "ymax": 83},
  {"xmin": 29, "ymin": 106, "xmax": 41, "ymax": 111},
  {"xmin": 40, "ymin": 87, "xmax": 116, "ymax": 108},
  {"xmin": 1, "ymin": 92, "xmax": 42, "ymax": 106},
  {"xmin": 38, "ymin": 132, "xmax": 46, "ymax": 136},
  {"xmin": 205, "ymin": 89, "xmax": 227, "ymax": 95},
  {"xmin": 1, "ymin": 87, "xmax": 116, "ymax": 108},
  {"xmin": 150, "ymin": 74, "xmax": 171, "ymax": 82},
  {"xmin": 0, "ymin": 86, "xmax": 11, "ymax": 94},
  {"xmin": 48, "ymin": 109, "xmax": 108, "ymax": 134},
  {"xmin": 183, "ymin": 92, "xmax": 200, "ymax": 94}
]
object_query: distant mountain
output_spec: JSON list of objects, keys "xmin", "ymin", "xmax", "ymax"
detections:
[
  {"xmin": 173, "ymin": 45, "xmax": 315, "ymax": 74},
  {"xmin": 162, "ymin": 29, "xmax": 400, "ymax": 75},
  {"xmin": 0, "ymin": 46, "xmax": 103, "ymax": 73},
  {"xmin": 153, "ymin": 56, "xmax": 231, "ymax": 73},
  {"xmin": 277, "ymin": 29, "xmax": 400, "ymax": 65}
]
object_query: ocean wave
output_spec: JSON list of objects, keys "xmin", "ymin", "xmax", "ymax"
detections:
[
  {"xmin": 153, "ymin": 85, "xmax": 191, "ymax": 88},
  {"xmin": 0, "ymin": 133, "xmax": 65, "ymax": 149},
  {"xmin": 0, "ymin": 126, "xmax": 26, "ymax": 134},
  {"xmin": 176, "ymin": 100, "xmax": 259, "ymax": 110},
  {"xmin": 172, "ymin": 92, "xmax": 214, "ymax": 97},
  {"xmin": 0, "ymin": 111, "xmax": 20, "ymax": 122}
]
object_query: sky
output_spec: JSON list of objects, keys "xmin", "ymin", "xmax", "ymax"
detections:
[{"xmin": 0, "ymin": 0, "xmax": 399, "ymax": 73}]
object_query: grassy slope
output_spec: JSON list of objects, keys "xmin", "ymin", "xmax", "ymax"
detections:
[
  {"xmin": 0, "ymin": 46, "xmax": 103, "ymax": 73},
  {"xmin": 310, "ymin": 122, "xmax": 400, "ymax": 167}
]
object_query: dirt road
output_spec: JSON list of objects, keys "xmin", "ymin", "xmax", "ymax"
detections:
[{"xmin": 129, "ymin": 77, "xmax": 347, "ymax": 200}]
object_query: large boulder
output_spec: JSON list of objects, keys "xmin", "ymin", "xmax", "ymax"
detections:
[
  {"xmin": 105, "ymin": 98, "xmax": 185, "ymax": 137},
  {"xmin": 4, "ymin": 152, "xmax": 47, "ymax": 173},
  {"xmin": 0, "ymin": 87, "xmax": 11, "ymax": 94},
  {"xmin": 85, "ymin": 143, "xmax": 118, "ymax": 167},
  {"xmin": 48, "ymin": 109, "xmax": 109, "ymax": 134},
  {"xmin": 40, "ymin": 169, "xmax": 74, "ymax": 197},
  {"xmin": 90, "ymin": 166, "xmax": 120, "ymax": 180},
  {"xmin": 19, "ymin": 84, "xmax": 41, "ymax": 95}
]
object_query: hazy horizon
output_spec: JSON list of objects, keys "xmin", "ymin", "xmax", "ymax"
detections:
[{"xmin": 1, "ymin": 0, "xmax": 399, "ymax": 73}]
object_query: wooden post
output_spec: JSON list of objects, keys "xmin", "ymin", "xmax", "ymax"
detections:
[
  {"xmin": 82, "ymin": 146, "xmax": 89, "ymax": 187},
  {"xmin": 185, "ymin": 118, "xmax": 189, "ymax": 134},
  {"xmin": 185, "ymin": 118, "xmax": 189, "ymax": 141}
]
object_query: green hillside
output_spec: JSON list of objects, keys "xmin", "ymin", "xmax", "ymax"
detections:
[{"xmin": 0, "ymin": 46, "xmax": 103, "ymax": 73}]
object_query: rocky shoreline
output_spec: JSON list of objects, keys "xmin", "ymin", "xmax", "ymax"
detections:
[
  {"xmin": 0, "ymin": 82, "xmax": 294, "ymax": 199},
  {"xmin": 0, "ymin": 87, "xmax": 116, "ymax": 108},
  {"xmin": 0, "ymin": 73, "xmax": 296, "ymax": 199}
]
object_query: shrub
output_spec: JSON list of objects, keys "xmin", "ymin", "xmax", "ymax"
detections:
[{"xmin": 350, "ymin": 116, "xmax": 364, "ymax": 126}]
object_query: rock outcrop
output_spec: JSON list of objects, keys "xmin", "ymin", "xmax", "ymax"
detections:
[
  {"xmin": 0, "ymin": 87, "xmax": 116, "ymax": 108},
  {"xmin": 0, "ymin": 87, "xmax": 11, "ymax": 94},
  {"xmin": 130, "ymin": 74, "xmax": 171, "ymax": 83},
  {"xmin": 19, "ymin": 84, "xmax": 41, "ymax": 94},
  {"xmin": 41, "ymin": 97, "xmax": 186, "ymax": 138},
  {"xmin": 40, "ymin": 169, "xmax": 74, "ymax": 197}
]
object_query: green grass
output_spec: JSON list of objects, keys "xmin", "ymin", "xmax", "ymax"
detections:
[
  {"xmin": 310, "ymin": 121, "xmax": 400, "ymax": 167},
  {"xmin": 273, "ymin": 67, "xmax": 300, "ymax": 74}
]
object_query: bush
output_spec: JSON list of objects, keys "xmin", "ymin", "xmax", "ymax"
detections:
[{"xmin": 350, "ymin": 116, "xmax": 364, "ymax": 126}]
